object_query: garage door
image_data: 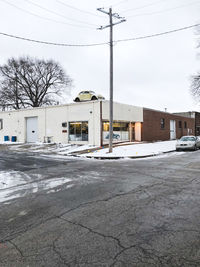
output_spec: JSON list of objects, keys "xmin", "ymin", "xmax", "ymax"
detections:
[{"xmin": 26, "ymin": 117, "xmax": 38, "ymax": 143}]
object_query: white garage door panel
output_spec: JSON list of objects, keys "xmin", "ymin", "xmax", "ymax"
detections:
[{"xmin": 26, "ymin": 117, "xmax": 38, "ymax": 143}]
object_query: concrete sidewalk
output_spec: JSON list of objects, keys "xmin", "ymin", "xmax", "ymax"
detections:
[{"xmin": 79, "ymin": 140, "xmax": 177, "ymax": 159}]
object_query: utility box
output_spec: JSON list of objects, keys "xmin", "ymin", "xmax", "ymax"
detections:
[{"xmin": 4, "ymin": 136, "xmax": 9, "ymax": 141}]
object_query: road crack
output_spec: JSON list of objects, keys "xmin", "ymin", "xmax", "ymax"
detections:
[
  {"xmin": 7, "ymin": 240, "xmax": 24, "ymax": 258},
  {"xmin": 58, "ymin": 216, "xmax": 125, "ymax": 249}
]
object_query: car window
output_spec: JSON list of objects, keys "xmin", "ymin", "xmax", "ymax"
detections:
[
  {"xmin": 90, "ymin": 91, "xmax": 95, "ymax": 94},
  {"xmin": 180, "ymin": 136, "xmax": 196, "ymax": 141},
  {"xmin": 84, "ymin": 91, "xmax": 89, "ymax": 94}
]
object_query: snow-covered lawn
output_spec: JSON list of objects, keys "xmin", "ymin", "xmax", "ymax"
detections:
[{"xmin": 82, "ymin": 140, "xmax": 177, "ymax": 158}]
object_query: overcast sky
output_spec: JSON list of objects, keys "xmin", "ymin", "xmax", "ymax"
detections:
[{"xmin": 0, "ymin": 0, "xmax": 200, "ymax": 112}]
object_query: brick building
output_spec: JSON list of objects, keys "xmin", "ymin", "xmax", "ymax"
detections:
[
  {"xmin": 142, "ymin": 108, "xmax": 195, "ymax": 142},
  {"xmin": 173, "ymin": 112, "xmax": 200, "ymax": 136}
]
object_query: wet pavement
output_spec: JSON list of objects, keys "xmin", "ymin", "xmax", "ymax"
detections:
[{"xmin": 0, "ymin": 149, "xmax": 200, "ymax": 266}]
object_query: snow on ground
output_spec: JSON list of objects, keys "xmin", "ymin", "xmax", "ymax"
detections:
[
  {"xmin": 0, "ymin": 170, "xmax": 73, "ymax": 203},
  {"xmin": 1, "ymin": 140, "xmax": 179, "ymax": 158},
  {"xmin": 0, "ymin": 140, "xmax": 184, "ymax": 204},
  {"xmin": 0, "ymin": 142, "xmax": 23, "ymax": 145},
  {"xmin": 82, "ymin": 140, "xmax": 177, "ymax": 158},
  {"xmin": 58, "ymin": 144, "xmax": 97, "ymax": 154},
  {"xmin": 5, "ymin": 142, "xmax": 97, "ymax": 155}
]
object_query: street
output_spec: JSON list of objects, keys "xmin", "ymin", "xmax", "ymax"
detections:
[{"xmin": 0, "ymin": 150, "xmax": 200, "ymax": 266}]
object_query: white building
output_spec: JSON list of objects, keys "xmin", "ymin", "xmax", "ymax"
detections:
[{"xmin": 0, "ymin": 100, "xmax": 143, "ymax": 146}]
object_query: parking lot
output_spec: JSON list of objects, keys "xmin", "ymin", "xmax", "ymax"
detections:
[{"xmin": 1, "ymin": 149, "xmax": 200, "ymax": 266}]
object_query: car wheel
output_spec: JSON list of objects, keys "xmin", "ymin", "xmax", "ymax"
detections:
[
  {"xmin": 75, "ymin": 98, "xmax": 80, "ymax": 102},
  {"xmin": 91, "ymin": 96, "xmax": 97, "ymax": 100},
  {"xmin": 194, "ymin": 145, "xmax": 197, "ymax": 151},
  {"xmin": 176, "ymin": 149, "xmax": 180, "ymax": 152}
]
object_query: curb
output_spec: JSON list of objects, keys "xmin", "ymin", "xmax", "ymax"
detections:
[{"xmin": 71, "ymin": 150, "xmax": 176, "ymax": 160}]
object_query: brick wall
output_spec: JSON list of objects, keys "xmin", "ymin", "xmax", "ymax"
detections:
[
  {"xmin": 195, "ymin": 112, "xmax": 200, "ymax": 136},
  {"xmin": 142, "ymin": 108, "xmax": 195, "ymax": 141}
]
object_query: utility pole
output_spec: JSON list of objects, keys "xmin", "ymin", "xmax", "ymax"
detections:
[{"xmin": 97, "ymin": 7, "xmax": 125, "ymax": 153}]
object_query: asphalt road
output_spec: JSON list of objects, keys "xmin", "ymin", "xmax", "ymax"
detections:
[{"xmin": 0, "ymin": 149, "xmax": 200, "ymax": 267}]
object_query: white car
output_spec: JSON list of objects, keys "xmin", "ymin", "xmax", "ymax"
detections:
[
  {"xmin": 74, "ymin": 91, "xmax": 105, "ymax": 102},
  {"xmin": 176, "ymin": 136, "xmax": 200, "ymax": 151}
]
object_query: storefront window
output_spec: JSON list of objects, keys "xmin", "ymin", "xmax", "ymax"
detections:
[
  {"xmin": 69, "ymin": 122, "xmax": 88, "ymax": 141},
  {"xmin": 103, "ymin": 121, "xmax": 129, "ymax": 142},
  {"xmin": 82, "ymin": 122, "xmax": 88, "ymax": 141},
  {"xmin": 113, "ymin": 122, "xmax": 121, "ymax": 131},
  {"xmin": 103, "ymin": 122, "xmax": 109, "ymax": 132}
]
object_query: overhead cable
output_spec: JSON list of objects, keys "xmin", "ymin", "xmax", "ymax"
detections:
[
  {"xmin": 24, "ymin": 0, "xmax": 98, "ymax": 27},
  {"xmin": 55, "ymin": 0, "xmax": 103, "ymax": 18},
  {"xmin": 121, "ymin": 0, "xmax": 166, "ymax": 13},
  {"xmin": 108, "ymin": 0, "xmax": 129, "ymax": 8},
  {"xmin": 0, "ymin": 23, "xmax": 199, "ymax": 47},
  {"xmin": 115, "ymin": 23, "xmax": 200, "ymax": 43},
  {"xmin": 0, "ymin": 0, "xmax": 94, "ymax": 29},
  {"xmin": 126, "ymin": 0, "xmax": 200, "ymax": 18},
  {"xmin": 0, "ymin": 32, "xmax": 108, "ymax": 47}
]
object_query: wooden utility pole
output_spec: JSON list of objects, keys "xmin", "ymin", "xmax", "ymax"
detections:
[{"xmin": 97, "ymin": 7, "xmax": 125, "ymax": 153}]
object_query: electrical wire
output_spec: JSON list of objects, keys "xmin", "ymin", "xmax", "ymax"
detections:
[
  {"xmin": 0, "ymin": 32, "xmax": 108, "ymax": 47},
  {"xmin": 126, "ymin": 0, "xmax": 200, "ymax": 18},
  {"xmin": 121, "ymin": 0, "xmax": 166, "ymax": 14},
  {"xmin": 115, "ymin": 23, "xmax": 200, "ymax": 43},
  {"xmin": 109, "ymin": 0, "xmax": 129, "ymax": 8},
  {"xmin": 0, "ymin": 0, "xmax": 95, "ymax": 29},
  {"xmin": 0, "ymin": 23, "xmax": 199, "ymax": 47},
  {"xmin": 24, "ymin": 0, "xmax": 98, "ymax": 27},
  {"xmin": 55, "ymin": 0, "xmax": 102, "ymax": 18}
]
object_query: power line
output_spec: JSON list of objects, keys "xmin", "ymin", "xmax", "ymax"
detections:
[
  {"xmin": 108, "ymin": 0, "xmax": 128, "ymax": 8},
  {"xmin": 55, "ymin": 0, "xmax": 103, "ymax": 18},
  {"xmin": 0, "ymin": 23, "xmax": 199, "ymax": 47},
  {"xmin": 126, "ymin": 0, "xmax": 200, "ymax": 18},
  {"xmin": 24, "ymin": 0, "xmax": 98, "ymax": 27},
  {"xmin": 115, "ymin": 23, "xmax": 200, "ymax": 43},
  {"xmin": 0, "ymin": 32, "xmax": 108, "ymax": 47},
  {"xmin": 121, "ymin": 0, "xmax": 166, "ymax": 14},
  {"xmin": 0, "ymin": 0, "xmax": 95, "ymax": 29}
]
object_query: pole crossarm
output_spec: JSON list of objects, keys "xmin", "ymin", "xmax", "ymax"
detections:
[{"xmin": 97, "ymin": 19, "xmax": 126, "ymax": 30}]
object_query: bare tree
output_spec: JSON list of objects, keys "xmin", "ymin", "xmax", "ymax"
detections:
[
  {"xmin": 191, "ymin": 72, "xmax": 200, "ymax": 101},
  {"xmin": 0, "ymin": 56, "xmax": 72, "ymax": 110},
  {"xmin": 190, "ymin": 26, "xmax": 200, "ymax": 102}
]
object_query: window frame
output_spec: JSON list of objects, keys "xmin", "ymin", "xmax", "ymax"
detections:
[
  {"xmin": 160, "ymin": 118, "xmax": 165, "ymax": 129},
  {"xmin": 0, "ymin": 119, "xmax": 3, "ymax": 130},
  {"xmin": 68, "ymin": 121, "xmax": 88, "ymax": 141}
]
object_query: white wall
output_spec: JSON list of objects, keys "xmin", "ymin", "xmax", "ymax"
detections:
[
  {"xmin": 102, "ymin": 101, "xmax": 143, "ymax": 122},
  {"xmin": 0, "ymin": 108, "xmax": 46, "ymax": 143},
  {"xmin": 0, "ymin": 101, "xmax": 101, "ymax": 146},
  {"xmin": 0, "ymin": 100, "xmax": 143, "ymax": 145}
]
